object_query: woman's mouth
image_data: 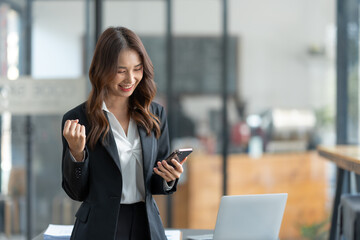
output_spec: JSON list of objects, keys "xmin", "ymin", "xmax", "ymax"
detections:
[{"xmin": 119, "ymin": 84, "xmax": 134, "ymax": 92}]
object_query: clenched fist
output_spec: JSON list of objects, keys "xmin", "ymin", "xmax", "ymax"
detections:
[{"xmin": 63, "ymin": 119, "xmax": 86, "ymax": 162}]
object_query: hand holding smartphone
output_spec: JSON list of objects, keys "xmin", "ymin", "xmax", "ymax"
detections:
[{"xmin": 161, "ymin": 148, "xmax": 193, "ymax": 168}]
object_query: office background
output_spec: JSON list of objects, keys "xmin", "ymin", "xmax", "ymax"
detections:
[{"xmin": 1, "ymin": 0, "xmax": 357, "ymax": 239}]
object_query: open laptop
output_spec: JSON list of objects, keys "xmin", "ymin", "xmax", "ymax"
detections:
[{"xmin": 188, "ymin": 193, "xmax": 288, "ymax": 240}]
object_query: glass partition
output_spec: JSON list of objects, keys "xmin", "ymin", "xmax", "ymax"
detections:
[
  {"xmin": 227, "ymin": 0, "xmax": 336, "ymax": 239},
  {"xmin": 168, "ymin": 0, "xmax": 224, "ymax": 229}
]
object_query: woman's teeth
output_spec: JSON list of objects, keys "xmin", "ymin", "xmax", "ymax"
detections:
[{"xmin": 119, "ymin": 84, "xmax": 134, "ymax": 92}]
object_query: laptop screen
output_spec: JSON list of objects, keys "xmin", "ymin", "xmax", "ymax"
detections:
[{"xmin": 213, "ymin": 193, "xmax": 288, "ymax": 240}]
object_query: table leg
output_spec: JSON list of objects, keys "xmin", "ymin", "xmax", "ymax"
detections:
[
  {"xmin": 356, "ymin": 173, "xmax": 360, "ymax": 192},
  {"xmin": 329, "ymin": 168, "xmax": 343, "ymax": 240},
  {"xmin": 329, "ymin": 168, "xmax": 350, "ymax": 240}
]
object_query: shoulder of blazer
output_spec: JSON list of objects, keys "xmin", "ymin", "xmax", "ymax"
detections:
[{"xmin": 149, "ymin": 101, "xmax": 165, "ymax": 118}]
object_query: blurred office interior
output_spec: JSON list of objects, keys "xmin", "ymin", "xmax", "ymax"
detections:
[{"xmin": 0, "ymin": 0, "xmax": 357, "ymax": 239}]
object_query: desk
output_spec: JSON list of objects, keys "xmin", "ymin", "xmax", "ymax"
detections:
[
  {"xmin": 32, "ymin": 228, "xmax": 213, "ymax": 240},
  {"xmin": 318, "ymin": 145, "xmax": 360, "ymax": 240}
]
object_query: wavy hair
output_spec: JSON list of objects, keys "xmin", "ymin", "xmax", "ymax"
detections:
[{"xmin": 87, "ymin": 26, "xmax": 160, "ymax": 149}]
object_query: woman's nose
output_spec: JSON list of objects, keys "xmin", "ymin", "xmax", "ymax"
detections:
[{"xmin": 127, "ymin": 71, "xmax": 135, "ymax": 82}]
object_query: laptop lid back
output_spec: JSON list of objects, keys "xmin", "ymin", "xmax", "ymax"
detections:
[{"xmin": 213, "ymin": 193, "xmax": 288, "ymax": 240}]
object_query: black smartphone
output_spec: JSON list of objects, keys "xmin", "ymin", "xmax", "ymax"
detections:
[{"xmin": 163, "ymin": 148, "xmax": 193, "ymax": 167}]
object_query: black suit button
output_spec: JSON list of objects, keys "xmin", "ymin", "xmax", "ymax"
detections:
[{"xmin": 75, "ymin": 168, "xmax": 82, "ymax": 179}]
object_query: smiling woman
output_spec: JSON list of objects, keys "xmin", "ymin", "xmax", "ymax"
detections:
[
  {"xmin": 110, "ymin": 49, "xmax": 143, "ymax": 96},
  {"xmin": 61, "ymin": 27, "xmax": 186, "ymax": 240}
]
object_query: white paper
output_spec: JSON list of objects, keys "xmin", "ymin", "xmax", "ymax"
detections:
[
  {"xmin": 187, "ymin": 234, "xmax": 214, "ymax": 240},
  {"xmin": 165, "ymin": 230, "xmax": 182, "ymax": 240},
  {"xmin": 43, "ymin": 225, "xmax": 181, "ymax": 239},
  {"xmin": 44, "ymin": 224, "xmax": 73, "ymax": 237}
]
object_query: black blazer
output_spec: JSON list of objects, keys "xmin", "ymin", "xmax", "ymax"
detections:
[{"xmin": 61, "ymin": 101, "xmax": 178, "ymax": 240}]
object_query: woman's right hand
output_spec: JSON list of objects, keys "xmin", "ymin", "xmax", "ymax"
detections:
[{"xmin": 63, "ymin": 119, "xmax": 86, "ymax": 162}]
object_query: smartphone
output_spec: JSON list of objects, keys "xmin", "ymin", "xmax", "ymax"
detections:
[{"xmin": 163, "ymin": 148, "xmax": 193, "ymax": 167}]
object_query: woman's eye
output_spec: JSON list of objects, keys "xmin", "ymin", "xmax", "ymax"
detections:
[
  {"xmin": 118, "ymin": 71, "xmax": 125, "ymax": 74},
  {"xmin": 135, "ymin": 67, "xmax": 143, "ymax": 71}
]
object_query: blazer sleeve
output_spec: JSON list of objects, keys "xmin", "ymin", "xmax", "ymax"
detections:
[
  {"xmin": 61, "ymin": 114, "xmax": 90, "ymax": 201},
  {"xmin": 151, "ymin": 105, "xmax": 179, "ymax": 195}
]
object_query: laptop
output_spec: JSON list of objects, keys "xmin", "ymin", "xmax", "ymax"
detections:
[{"xmin": 187, "ymin": 193, "xmax": 288, "ymax": 240}]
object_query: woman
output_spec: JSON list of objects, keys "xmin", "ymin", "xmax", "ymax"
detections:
[{"xmin": 61, "ymin": 26, "xmax": 184, "ymax": 240}]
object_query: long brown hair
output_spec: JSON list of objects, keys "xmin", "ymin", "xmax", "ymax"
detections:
[{"xmin": 87, "ymin": 26, "xmax": 160, "ymax": 149}]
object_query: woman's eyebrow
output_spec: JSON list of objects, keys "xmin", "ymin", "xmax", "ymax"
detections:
[{"xmin": 117, "ymin": 63, "xmax": 143, "ymax": 69}]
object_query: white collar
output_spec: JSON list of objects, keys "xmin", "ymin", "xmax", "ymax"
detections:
[{"xmin": 102, "ymin": 101, "xmax": 110, "ymax": 113}]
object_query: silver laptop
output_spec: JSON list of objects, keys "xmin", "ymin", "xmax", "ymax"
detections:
[{"xmin": 188, "ymin": 193, "xmax": 288, "ymax": 240}]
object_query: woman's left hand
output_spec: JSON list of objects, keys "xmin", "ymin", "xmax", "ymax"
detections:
[{"xmin": 153, "ymin": 158, "xmax": 187, "ymax": 183}]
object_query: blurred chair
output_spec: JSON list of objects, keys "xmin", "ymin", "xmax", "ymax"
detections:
[
  {"xmin": 3, "ymin": 167, "xmax": 26, "ymax": 236},
  {"xmin": 0, "ymin": 194, "xmax": 12, "ymax": 237},
  {"xmin": 337, "ymin": 194, "xmax": 360, "ymax": 240}
]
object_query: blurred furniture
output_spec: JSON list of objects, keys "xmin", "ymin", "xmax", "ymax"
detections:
[
  {"xmin": 3, "ymin": 167, "xmax": 26, "ymax": 236},
  {"xmin": 337, "ymin": 194, "xmax": 360, "ymax": 240},
  {"xmin": 0, "ymin": 195, "xmax": 14, "ymax": 237},
  {"xmin": 155, "ymin": 151, "xmax": 331, "ymax": 239},
  {"xmin": 259, "ymin": 108, "xmax": 316, "ymax": 152},
  {"xmin": 318, "ymin": 145, "xmax": 360, "ymax": 240},
  {"xmin": 230, "ymin": 121, "xmax": 250, "ymax": 152},
  {"xmin": 0, "ymin": 167, "xmax": 27, "ymax": 237}
]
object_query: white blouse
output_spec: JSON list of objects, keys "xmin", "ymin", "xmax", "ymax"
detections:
[{"xmin": 102, "ymin": 102, "xmax": 145, "ymax": 203}]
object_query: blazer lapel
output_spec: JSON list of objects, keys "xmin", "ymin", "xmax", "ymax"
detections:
[
  {"xmin": 138, "ymin": 126, "xmax": 154, "ymax": 181},
  {"xmin": 102, "ymin": 113, "xmax": 122, "ymax": 173}
]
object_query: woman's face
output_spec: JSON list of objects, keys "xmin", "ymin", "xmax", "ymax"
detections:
[{"xmin": 107, "ymin": 48, "xmax": 143, "ymax": 99}]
